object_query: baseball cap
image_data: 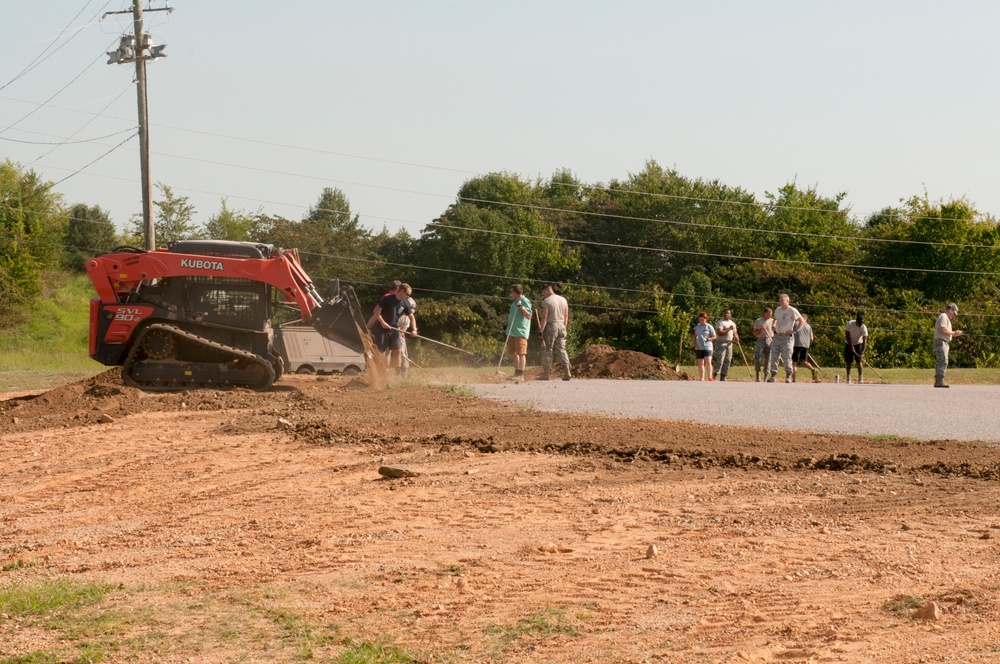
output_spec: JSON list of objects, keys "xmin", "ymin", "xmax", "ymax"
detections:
[{"xmin": 947, "ymin": 302, "xmax": 958, "ymax": 313}]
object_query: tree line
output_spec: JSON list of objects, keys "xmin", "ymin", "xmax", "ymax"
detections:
[{"xmin": 3, "ymin": 157, "xmax": 999, "ymax": 369}]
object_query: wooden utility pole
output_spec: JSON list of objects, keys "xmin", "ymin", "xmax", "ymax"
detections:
[
  {"xmin": 133, "ymin": 2, "xmax": 154, "ymax": 251},
  {"xmin": 105, "ymin": 3, "xmax": 170, "ymax": 251}
]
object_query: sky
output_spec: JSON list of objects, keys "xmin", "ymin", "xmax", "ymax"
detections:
[{"xmin": 2, "ymin": 1, "xmax": 999, "ymax": 239}]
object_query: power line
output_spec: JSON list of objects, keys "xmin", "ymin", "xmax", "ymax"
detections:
[
  {"xmin": 0, "ymin": 0, "xmax": 113, "ymax": 93},
  {"xmin": 1, "ymin": 93, "xmax": 993, "ymax": 227},
  {"xmin": 0, "ymin": 37, "xmax": 120, "ymax": 136},
  {"xmin": 48, "ymin": 131, "xmax": 137, "ymax": 187},
  {"xmin": 0, "ymin": 126, "xmax": 137, "ymax": 146},
  {"xmin": 30, "ymin": 82, "xmax": 134, "ymax": 164}
]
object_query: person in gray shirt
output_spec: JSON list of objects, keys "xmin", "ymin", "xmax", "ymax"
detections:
[{"xmin": 791, "ymin": 313, "xmax": 818, "ymax": 382}]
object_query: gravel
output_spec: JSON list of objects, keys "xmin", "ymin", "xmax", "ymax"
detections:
[{"xmin": 471, "ymin": 379, "xmax": 1000, "ymax": 442}]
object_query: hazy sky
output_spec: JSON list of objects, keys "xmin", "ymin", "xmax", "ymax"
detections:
[{"xmin": 2, "ymin": 1, "xmax": 998, "ymax": 239}]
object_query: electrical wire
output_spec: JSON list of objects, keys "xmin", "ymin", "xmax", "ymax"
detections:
[
  {"xmin": 0, "ymin": 93, "xmax": 991, "ymax": 227},
  {"xmin": 31, "ymin": 82, "xmax": 134, "ymax": 164},
  {"xmin": 0, "ymin": 0, "xmax": 112, "ymax": 94},
  {"xmin": 47, "ymin": 131, "xmax": 137, "ymax": 187},
  {"xmin": 0, "ymin": 36, "xmax": 120, "ymax": 136},
  {"xmin": 0, "ymin": 126, "xmax": 137, "ymax": 145}
]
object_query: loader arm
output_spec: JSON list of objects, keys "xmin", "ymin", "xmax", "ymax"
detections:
[{"xmin": 86, "ymin": 249, "xmax": 324, "ymax": 320}]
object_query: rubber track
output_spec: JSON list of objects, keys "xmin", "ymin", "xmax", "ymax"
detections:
[{"xmin": 122, "ymin": 323, "xmax": 275, "ymax": 392}]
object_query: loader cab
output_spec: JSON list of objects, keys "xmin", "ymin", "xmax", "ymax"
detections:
[{"xmin": 142, "ymin": 240, "xmax": 278, "ymax": 331}]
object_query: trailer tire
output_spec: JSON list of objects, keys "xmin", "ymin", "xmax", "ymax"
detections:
[{"xmin": 296, "ymin": 365, "xmax": 316, "ymax": 375}]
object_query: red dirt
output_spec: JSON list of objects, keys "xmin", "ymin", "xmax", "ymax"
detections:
[
  {"xmin": 2, "ymin": 371, "xmax": 999, "ymax": 662},
  {"xmin": 571, "ymin": 344, "xmax": 690, "ymax": 380}
]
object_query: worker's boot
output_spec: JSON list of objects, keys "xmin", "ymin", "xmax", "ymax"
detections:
[
  {"xmin": 791, "ymin": 372, "xmax": 796, "ymax": 383},
  {"xmin": 934, "ymin": 376, "xmax": 949, "ymax": 388},
  {"xmin": 755, "ymin": 371, "xmax": 760, "ymax": 383},
  {"xmin": 562, "ymin": 369, "xmax": 572, "ymax": 381},
  {"xmin": 766, "ymin": 372, "xmax": 776, "ymax": 383},
  {"xmin": 811, "ymin": 368, "xmax": 819, "ymax": 382},
  {"xmin": 537, "ymin": 373, "xmax": 550, "ymax": 381},
  {"xmin": 719, "ymin": 373, "xmax": 726, "ymax": 382}
]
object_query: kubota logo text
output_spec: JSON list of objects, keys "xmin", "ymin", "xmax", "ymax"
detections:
[{"xmin": 180, "ymin": 258, "xmax": 224, "ymax": 271}]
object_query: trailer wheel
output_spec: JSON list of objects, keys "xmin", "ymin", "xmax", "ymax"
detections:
[
  {"xmin": 342, "ymin": 365, "xmax": 361, "ymax": 376},
  {"xmin": 296, "ymin": 365, "xmax": 316, "ymax": 375}
]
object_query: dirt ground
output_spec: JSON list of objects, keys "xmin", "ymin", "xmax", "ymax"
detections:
[{"xmin": 3, "ymin": 369, "xmax": 1000, "ymax": 663}]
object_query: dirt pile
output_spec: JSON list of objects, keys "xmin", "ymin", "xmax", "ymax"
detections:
[{"xmin": 571, "ymin": 344, "xmax": 689, "ymax": 380}]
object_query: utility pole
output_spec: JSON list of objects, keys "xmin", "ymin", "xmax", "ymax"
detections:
[
  {"xmin": 133, "ymin": 3, "xmax": 154, "ymax": 251},
  {"xmin": 105, "ymin": 3, "xmax": 171, "ymax": 251}
]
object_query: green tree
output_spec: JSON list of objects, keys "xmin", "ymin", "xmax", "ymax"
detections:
[
  {"xmin": 203, "ymin": 198, "xmax": 257, "ymax": 241},
  {"xmin": 63, "ymin": 203, "xmax": 116, "ymax": 270},
  {"xmin": 0, "ymin": 160, "xmax": 66, "ymax": 323},
  {"xmin": 129, "ymin": 183, "xmax": 199, "ymax": 246}
]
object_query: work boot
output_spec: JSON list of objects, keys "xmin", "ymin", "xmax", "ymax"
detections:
[
  {"xmin": 934, "ymin": 377, "xmax": 949, "ymax": 388},
  {"xmin": 719, "ymin": 374, "xmax": 726, "ymax": 382},
  {"xmin": 858, "ymin": 376, "xmax": 864, "ymax": 384},
  {"xmin": 562, "ymin": 371, "xmax": 572, "ymax": 381},
  {"xmin": 811, "ymin": 368, "xmax": 819, "ymax": 382},
  {"xmin": 766, "ymin": 375, "xmax": 775, "ymax": 383},
  {"xmin": 755, "ymin": 372, "xmax": 761, "ymax": 383},
  {"xmin": 791, "ymin": 373, "xmax": 797, "ymax": 383},
  {"xmin": 537, "ymin": 373, "xmax": 551, "ymax": 381}
]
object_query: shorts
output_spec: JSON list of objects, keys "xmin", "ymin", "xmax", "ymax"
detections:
[
  {"xmin": 376, "ymin": 328, "xmax": 403, "ymax": 353},
  {"xmin": 695, "ymin": 349, "xmax": 713, "ymax": 360},
  {"xmin": 506, "ymin": 336, "xmax": 528, "ymax": 355},
  {"xmin": 844, "ymin": 343, "xmax": 865, "ymax": 364},
  {"xmin": 792, "ymin": 346, "xmax": 809, "ymax": 363}
]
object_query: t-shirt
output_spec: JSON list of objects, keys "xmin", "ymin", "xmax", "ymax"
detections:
[
  {"xmin": 694, "ymin": 323, "xmax": 716, "ymax": 352},
  {"xmin": 376, "ymin": 293, "xmax": 413, "ymax": 329},
  {"xmin": 773, "ymin": 305, "xmax": 802, "ymax": 335},
  {"xmin": 794, "ymin": 322, "xmax": 813, "ymax": 348},
  {"xmin": 845, "ymin": 320, "xmax": 868, "ymax": 345},
  {"xmin": 716, "ymin": 319, "xmax": 737, "ymax": 343},
  {"xmin": 753, "ymin": 317, "xmax": 774, "ymax": 342},
  {"xmin": 506, "ymin": 296, "xmax": 532, "ymax": 339},
  {"xmin": 934, "ymin": 313, "xmax": 952, "ymax": 342},
  {"xmin": 541, "ymin": 293, "xmax": 569, "ymax": 328}
]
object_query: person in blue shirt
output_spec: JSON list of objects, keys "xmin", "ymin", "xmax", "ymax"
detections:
[
  {"xmin": 693, "ymin": 312, "xmax": 717, "ymax": 382},
  {"xmin": 505, "ymin": 284, "xmax": 533, "ymax": 382}
]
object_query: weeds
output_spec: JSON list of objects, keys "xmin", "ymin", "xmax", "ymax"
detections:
[
  {"xmin": 446, "ymin": 384, "xmax": 476, "ymax": 398},
  {"xmin": 882, "ymin": 595, "xmax": 923, "ymax": 615},
  {"xmin": 333, "ymin": 637, "xmax": 424, "ymax": 663},
  {"xmin": 486, "ymin": 606, "xmax": 579, "ymax": 653}
]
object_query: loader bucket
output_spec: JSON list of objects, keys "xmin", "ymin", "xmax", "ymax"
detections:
[{"xmin": 311, "ymin": 287, "xmax": 369, "ymax": 356}]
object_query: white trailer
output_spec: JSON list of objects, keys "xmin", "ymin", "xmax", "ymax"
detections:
[{"xmin": 277, "ymin": 324, "xmax": 366, "ymax": 375}]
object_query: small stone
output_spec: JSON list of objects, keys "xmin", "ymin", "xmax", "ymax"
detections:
[
  {"xmin": 277, "ymin": 417, "xmax": 294, "ymax": 430},
  {"xmin": 913, "ymin": 601, "xmax": 941, "ymax": 621},
  {"xmin": 901, "ymin": 523, "xmax": 911, "ymax": 531},
  {"xmin": 646, "ymin": 544, "xmax": 659, "ymax": 559},
  {"xmin": 538, "ymin": 543, "xmax": 558, "ymax": 554},
  {"xmin": 378, "ymin": 465, "xmax": 421, "ymax": 479},
  {"xmin": 11, "ymin": 417, "xmax": 19, "ymax": 425},
  {"xmin": 981, "ymin": 532, "xmax": 991, "ymax": 540},
  {"xmin": 97, "ymin": 413, "xmax": 115, "ymax": 424}
]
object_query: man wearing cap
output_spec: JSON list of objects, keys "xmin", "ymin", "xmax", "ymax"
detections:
[
  {"xmin": 713, "ymin": 309, "xmax": 738, "ymax": 382},
  {"xmin": 934, "ymin": 303, "xmax": 963, "ymax": 388},
  {"xmin": 844, "ymin": 312, "xmax": 868, "ymax": 384},
  {"xmin": 752, "ymin": 307, "xmax": 774, "ymax": 382},
  {"xmin": 538, "ymin": 284, "xmax": 571, "ymax": 381},
  {"xmin": 766, "ymin": 294, "xmax": 802, "ymax": 383}
]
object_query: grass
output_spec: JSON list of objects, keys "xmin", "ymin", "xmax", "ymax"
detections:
[
  {"xmin": 333, "ymin": 639, "xmax": 425, "ymax": 663},
  {"xmin": 445, "ymin": 384, "xmax": 476, "ymax": 398},
  {"xmin": 485, "ymin": 606, "xmax": 580, "ymax": 655},
  {"xmin": 0, "ymin": 272, "xmax": 104, "ymax": 391},
  {"xmin": 882, "ymin": 595, "xmax": 923, "ymax": 615}
]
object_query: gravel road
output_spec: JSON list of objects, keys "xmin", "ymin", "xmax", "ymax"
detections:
[{"xmin": 472, "ymin": 380, "xmax": 1000, "ymax": 441}]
